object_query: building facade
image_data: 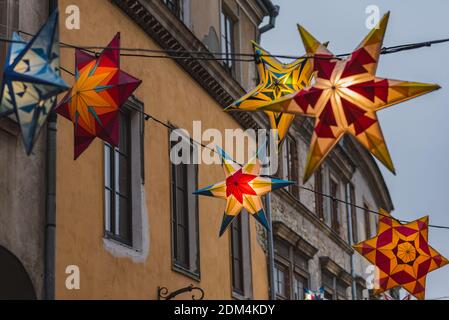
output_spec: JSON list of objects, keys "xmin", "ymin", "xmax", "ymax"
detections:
[
  {"xmin": 0, "ymin": 0, "xmax": 52, "ymax": 300},
  {"xmin": 0, "ymin": 0, "xmax": 398, "ymax": 300}
]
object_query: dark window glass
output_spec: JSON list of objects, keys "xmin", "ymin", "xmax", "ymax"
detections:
[
  {"xmin": 104, "ymin": 109, "xmax": 132, "ymax": 245},
  {"xmin": 0, "ymin": 0, "xmax": 19, "ymax": 80},
  {"xmin": 274, "ymin": 262, "xmax": 289, "ymax": 299},
  {"xmin": 170, "ymin": 137, "xmax": 199, "ymax": 276},
  {"xmin": 231, "ymin": 214, "xmax": 244, "ymax": 294},
  {"xmin": 285, "ymin": 137, "xmax": 299, "ymax": 198},
  {"xmin": 314, "ymin": 168, "xmax": 324, "ymax": 219},
  {"xmin": 349, "ymin": 184, "xmax": 358, "ymax": 243},
  {"xmin": 293, "ymin": 273, "xmax": 307, "ymax": 300},
  {"xmin": 330, "ymin": 179, "xmax": 340, "ymax": 234},
  {"xmin": 220, "ymin": 9, "xmax": 234, "ymax": 75},
  {"xmin": 364, "ymin": 204, "xmax": 371, "ymax": 239}
]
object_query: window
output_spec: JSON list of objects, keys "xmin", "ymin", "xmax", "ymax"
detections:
[
  {"xmin": 220, "ymin": 9, "xmax": 235, "ymax": 75},
  {"xmin": 0, "ymin": 0, "xmax": 19, "ymax": 79},
  {"xmin": 274, "ymin": 237, "xmax": 310, "ymax": 300},
  {"xmin": 293, "ymin": 274, "xmax": 307, "ymax": 300},
  {"xmin": 274, "ymin": 262, "xmax": 289, "ymax": 299},
  {"xmin": 356, "ymin": 283, "xmax": 365, "ymax": 300},
  {"xmin": 348, "ymin": 184, "xmax": 358, "ymax": 243},
  {"xmin": 231, "ymin": 214, "xmax": 244, "ymax": 294},
  {"xmin": 320, "ymin": 257, "xmax": 351, "ymax": 300},
  {"xmin": 163, "ymin": 0, "xmax": 183, "ymax": 19},
  {"xmin": 104, "ymin": 99, "xmax": 145, "ymax": 249},
  {"xmin": 364, "ymin": 203, "xmax": 371, "ymax": 239},
  {"xmin": 281, "ymin": 136, "xmax": 299, "ymax": 198},
  {"xmin": 314, "ymin": 167, "xmax": 324, "ymax": 219},
  {"xmin": 104, "ymin": 108, "xmax": 132, "ymax": 245},
  {"xmin": 230, "ymin": 211, "xmax": 253, "ymax": 298},
  {"xmin": 329, "ymin": 178, "xmax": 340, "ymax": 234},
  {"xmin": 170, "ymin": 134, "xmax": 199, "ymax": 277}
]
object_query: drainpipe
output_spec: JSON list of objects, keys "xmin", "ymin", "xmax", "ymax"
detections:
[
  {"xmin": 266, "ymin": 192, "xmax": 276, "ymax": 300},
  {"xmin": 44, "ymin": 0, "xmax": 58, "ymax": 300},
  {"xmin": 264, "ymin": 135, "xmax": 276, "ymax": 300},
  {"xmin": 257, "ymin": 0, "xmax": 279, "ymax": 42},
  {"xmin": 345, "ymin": 183, "xmax": 357, "ymax": 300}
]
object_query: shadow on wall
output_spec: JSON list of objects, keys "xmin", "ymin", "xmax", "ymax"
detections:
[{"xmin": 0, "ymin": 246, "xmax": 36, "ymax": 300}]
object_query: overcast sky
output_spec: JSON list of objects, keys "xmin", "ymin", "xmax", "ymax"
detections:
[{"xmin": 261, "ymin": 0, "xmax": 449, "ymax": 299}]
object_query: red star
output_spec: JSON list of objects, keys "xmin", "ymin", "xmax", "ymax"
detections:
[{"xmin": 225, "ymin": 169, "xmax": 257, "ymax": 203}]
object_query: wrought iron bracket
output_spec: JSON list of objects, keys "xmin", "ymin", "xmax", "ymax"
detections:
[{"xmin": 157, "ymin": 284, "xmax": 204, "ymax": 300}]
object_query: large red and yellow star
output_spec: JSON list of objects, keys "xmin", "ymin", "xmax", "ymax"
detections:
[
  {"xmin": 353, "ymin": 209, "xmax": 448, "ymax": 300},
  {"xmin": 257, "ymin": 13, "xmax": 440, "ymax": 182},
  {"xmin": 194, "ymin": 146, "xmax": 293, "ymax": 236},
  {"xmin": 227, "ymin": 41, "xmax": 316, "ymax": 147},
  {"xmin": 55, "ymin": 33, "xmax": 141, "ymax": 159}
]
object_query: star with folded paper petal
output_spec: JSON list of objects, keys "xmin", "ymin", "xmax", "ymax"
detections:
[
  {"xmin": 55, "ymin": 33, "xmax": 141, "ymax": 159},
  {"xmin": 194, "ymin": 146, "xmax": 293, "ymax": 236},
  {"xmin": 226, "ymin": 41, "xmax": 316, "ymax": 147},
  {"xmin": 353, "ymin": 209, "xmax": 448, "ymax": 300},
  {"xmin": 257, "ymin": 12, "xmax": 440, "ymax": 182},
  {"xmin": 0, "ymin": 10, "xmax": 69, "ymax": 154}
]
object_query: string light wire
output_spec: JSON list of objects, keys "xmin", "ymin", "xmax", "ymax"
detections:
[{"xmin": 2, "ymin": 27, "xmax": 449, "ymax": 230}]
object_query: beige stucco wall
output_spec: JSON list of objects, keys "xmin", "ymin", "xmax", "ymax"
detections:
[
  {"xmin": 0, "ymin": 0, "xmax": 50, "ymax": 300},
  {"xmin": 55, "ymin": 0, "xmax": 268, "ymax": 299}
]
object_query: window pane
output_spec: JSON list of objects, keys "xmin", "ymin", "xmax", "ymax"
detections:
[
  {"xmin": 104, "ymin": 145, "xmax": 111, "ymax": 188},
  {"xmin": 231, "ymin": 215, "xmax": 244, "ymax": 294},
  {"xmin": 104, "ymin": 189, "xmax": 111, "ymax": 231},
  {"xmin": 274, "ymin": 263, "xmax": 288, "ymax": 298},
  {"xmin": 119, "ymin": 154, "xmax": 129, "ymax": 196},
  {"xmin": 293, "ymin": 275, "xmax": 306, "ymax": 300},
  {"xmin": 118, "ymin": 195, "xmax": 131, "ymax": 243}
]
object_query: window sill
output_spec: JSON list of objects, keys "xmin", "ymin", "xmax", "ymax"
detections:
[
  {"xmin": 232, "ymin": 291, "xmax": 251, "ymax": 300},
  {"xmin": 172, "ymin": 263, "xmax": 201, "ymax": 282},
  {"xmin": 102, "ymin": 236, "xmax": 148, "ymax": 263}
]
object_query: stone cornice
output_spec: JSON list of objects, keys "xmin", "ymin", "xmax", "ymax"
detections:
[
  {"xmin": 112, "ymin": 0, "xmax": 263, "ymax": 131},
  {"xmin": 319, "ymin": 256, "xmax": 352, "ymax": 286},
  {"xmin": 272, "ymin": 221, "xmax": 318, "ymax": 259}
]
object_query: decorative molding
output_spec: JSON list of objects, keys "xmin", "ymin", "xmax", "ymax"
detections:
[
  {"xmin": 272, "ymin": 221, "xmax": 318, "ymax": 259},
  {"xmin": 111, "ymin": 0, "xmax": 263, "ymax": 132},
  {"xmin": 319, "ymin": 256, "xmax": 352, "ymax": 286}
]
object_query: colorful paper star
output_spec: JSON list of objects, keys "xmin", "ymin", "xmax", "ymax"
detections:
[
  {"xmin": 55, "ymin": 33, "xmax": 141, "ymax": 159},
  {"xmin": 226, "ymin": 41, "xmax": 316, "ymax": 147},
  {"xmin": 257, "ymin": 12, "xmax": 440, "ymax": 182},
  {"xmin": 0, "ymin": 10, "xmax": 69, "ymax": 154},
  {"xmin": 194, "ymin": 146, "xmax": 293, "ymax": 236},
  {"xmin": 353, "ymin": 209, "xmax": 448, "ymax": 300}
]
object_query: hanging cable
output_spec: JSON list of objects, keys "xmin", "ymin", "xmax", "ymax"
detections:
[
  {"xmin": 58, "ymin": 62, "xmax": 449, "ymax": 231},
  {"xmin": 2, "ymin": 29, "xmax": 449, "ymax": 61}
]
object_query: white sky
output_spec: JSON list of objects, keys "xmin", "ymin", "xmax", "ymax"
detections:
[{"xmin": 261, "ymin": 0, "xmax": 449, "ymax": 299}]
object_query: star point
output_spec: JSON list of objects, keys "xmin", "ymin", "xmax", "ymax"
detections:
[
  {"xmin": 55, "ymin": 33, "xmax": 141, "ymax": 159},
  {"xmin": 194, "ymin": 146, "xmax": 293, "ymax": 236},
  {"xmin": 353, "ymin": 210, "xmax": 448, "ymax": 300},
  {"xmin": 0, "ymin": 10, "xmax": 69, "ymax": 155},
  {"xmin": 257, "ymin": 13, "xmax": 440, "ymax": 181},
  {"xmin": 226, "ymin": 39, "xmax": 317, "ymax": 147}
]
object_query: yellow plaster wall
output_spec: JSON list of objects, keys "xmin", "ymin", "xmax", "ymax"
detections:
[{"xmin": 55, "ymin": 0, "xmax": 268, "ymax": 300}]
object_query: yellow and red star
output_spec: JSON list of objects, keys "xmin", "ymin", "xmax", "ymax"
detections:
[
  {"xmin": 194, "ymin": 146, "xmax": 293, "ymax": 236},
  {"xmin": 227, "ymin": 40, "xmax": 316, "ymax": 147},
  {"xmin": 353, "ymin": 209, "xmax": 448, "ymax": 300},
  {"xmin": 257, "ymin": 12, "xmax": 440, "ymax": 181}
]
